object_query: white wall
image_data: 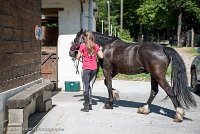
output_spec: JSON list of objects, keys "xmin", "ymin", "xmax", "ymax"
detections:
[
  {"xmin": 58, "ymin": 0, "xmax": 90, "ymax": 35},
  {"xmin": 57, "ymin": 35, "xmax": 83, "ymax": 90},
  {"xmin": 58, "ymin": 1, "xmax": 81, "ymax": 90}
]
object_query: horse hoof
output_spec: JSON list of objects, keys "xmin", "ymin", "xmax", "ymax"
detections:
[
  {"xmin": 176, "ymin": 107, "xmax": 185, "ymax": 116},
  {"xmin": 173, "ymin": 107, "xmax": 185, "ymax": 122},
  {"xmin": 174, "ymin": 114, "xmax": 183, "ymax": 122},
  {"xmin": 137, "ymin": 106, "xmax": 150, "ymax": 115},
  {"xmin": 173, "ymin": 117, "xmax": 183, "ymax": 122},
  {"xmin": 103, "ymin": 103, "xmax": 113, "ymax": 109}
]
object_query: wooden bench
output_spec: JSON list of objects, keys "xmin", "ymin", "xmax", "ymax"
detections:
[{"xmin": 6, "ymin": 82, "xmax": 54, "ymax": 134}]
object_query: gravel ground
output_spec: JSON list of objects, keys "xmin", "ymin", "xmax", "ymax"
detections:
[{"xmin": 28, "ymin": 80, "xmax": 200, "ymax": 134}]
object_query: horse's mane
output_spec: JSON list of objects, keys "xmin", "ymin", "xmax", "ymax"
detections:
[
  {"xmin": 92, "ymin": 32, "xmax": 119, "ymax": 47},
  {"xmin": 92, "ymin": 32, "xmax": 137, "ymax": 47},
  {"xmin": 92, "ymin": 32, "xmax": 119, "ymax": 40},
  {"xmin": 75, "ymin": 30, "xmax": 136, "ymax": 48}
]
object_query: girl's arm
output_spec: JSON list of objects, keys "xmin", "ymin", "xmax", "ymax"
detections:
[{"xmin": 97, "ymin": 46, "xmax": 103, "ymax": 59}]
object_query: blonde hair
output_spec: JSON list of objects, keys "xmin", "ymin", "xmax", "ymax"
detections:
[{"xmin": 83, "ymin": 30, "xmax": 95, "ymax": 56}]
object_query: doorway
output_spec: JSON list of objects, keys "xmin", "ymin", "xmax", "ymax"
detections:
[{"xmin": 41, "ymin": 8, "xmax": 63, "ymax": 90}]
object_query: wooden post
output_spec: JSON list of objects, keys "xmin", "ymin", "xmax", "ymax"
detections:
[
  {"xmin": 120, "ymin": 0, "xmax": 123, "ymax": 30},
  {"xmin": 177, "ymin": 11, "xmax": 182, "ymax": 47},
  {"xmin": 102, "ymin": 20, "xmax": 104, "ymax": 34},
  {"xmin": 191, "ymin": 28, "xmax": 194, "ymax": 47}
]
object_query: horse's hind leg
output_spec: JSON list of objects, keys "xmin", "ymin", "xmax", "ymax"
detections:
[
  {"xmin": 155, "ymin": 77, "xmax": 185, "ymax": 122},
  {"xmin": 137, "ymin": 75, "xmax": 159, "ymax": 114}
]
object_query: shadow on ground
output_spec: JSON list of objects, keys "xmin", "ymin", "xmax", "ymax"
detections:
[
  {"xmin": 194, "ymin": 92, "xmax": 200, "ymax": 97},
  {"xmin": 28, "ymin": 105, "xmax": 57, "ymax": 130},
  {"xmin": 28, "ymin": 91, "xmax": 61, "ymax": 130},
  {"xmin": 90, "ymin": 95, "xmax": 193, "ymax": 121}
]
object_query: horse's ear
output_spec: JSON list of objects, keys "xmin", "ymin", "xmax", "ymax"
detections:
[
  {"xmin": 83, "ymin": 29, "xmax": 87, "ymax": 35},
  {"xmin": 80, "ymin": 28, "xmax": 83, "ymax": 34}
]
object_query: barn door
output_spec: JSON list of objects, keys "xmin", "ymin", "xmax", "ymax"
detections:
[{"xmin": 41, "ymin": 48, "xmax": 58, "ymax": 90}]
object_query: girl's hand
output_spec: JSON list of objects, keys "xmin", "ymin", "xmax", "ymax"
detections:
[{"xmin": 99, "ymin": 46, "xmax": 103, "ymax": 51}]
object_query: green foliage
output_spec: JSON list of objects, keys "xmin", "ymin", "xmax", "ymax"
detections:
[
  {"xmin": 136, "ymin": 0, "xmax": 167, "ymax": 25},
  {"xmin": 42, "ymin": 23, "xmax": 58, "ymax": 28},
  {"xmin": 118, "ymin": 29, "xmax": 133, "ymax": 42},
  {"xmin": 96, "ymin": 0, "xmax": 120, "ymax": 34},
  {"xmin": 96, "ymin": 0, "xmax": 200, "ymax": 40},
  {"xmin": 187, "ymin": 47, "xmax": 200, "ymax": 56},
  {"xmin": 183, "ymin": 1, "xmax": 200, "ymax": 21},
  {"xmin": 97, "ymin": 67, "xmax": 104, "ymax": 78},
  {"xmin": 114, "ymin": 73, "xmax": 151, "ymax": 81}
]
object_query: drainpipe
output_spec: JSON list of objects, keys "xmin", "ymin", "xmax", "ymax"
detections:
[
  {"xmin": 80, "ymin": 0, "xmax": 84, "ymax": 30},
  {"xmin": 81, "ymin": 12, "xmax": 84, "ymax": 30},
  {"xmin": 88, "ymin": 0, "xmax": 93, "ymax": 31}
]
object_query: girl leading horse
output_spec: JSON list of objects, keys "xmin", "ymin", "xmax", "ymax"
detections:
[{"xmin": 69, "ymin": 29, "xmax": 196, "ymax": 122}]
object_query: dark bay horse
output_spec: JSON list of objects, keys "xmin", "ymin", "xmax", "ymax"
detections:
[{"xmin": 69, "ymin": 29, "xmax": 196, "ymax": 122}]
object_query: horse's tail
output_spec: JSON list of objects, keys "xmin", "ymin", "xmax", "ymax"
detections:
[{"xmin": 163, "ymin": 47, "xmax": 196, "ymax": 109}]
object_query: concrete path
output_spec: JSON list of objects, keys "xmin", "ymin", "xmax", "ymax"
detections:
[{"xmin": 28, "ymin": 80, "xmax": 200, "ymax": 134}]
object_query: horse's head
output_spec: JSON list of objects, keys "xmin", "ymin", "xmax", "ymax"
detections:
[
  {"xmin": 74, "ymin": 29, "xmax": 84, "ymax": 45},
  {"xmin": 69, "ymin": 29, "xmax": 84, "ymax": 58},
  {"xmin": 69, "ymin": 42, "xmax": 81, "ymax": 58}
]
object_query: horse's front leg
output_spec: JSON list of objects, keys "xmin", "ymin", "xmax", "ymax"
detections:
[
  {"xmin": 103, "ymin": 69, "xmax": 114, "ymax": 109},
  {"xmin": 104, "ymin": 71, "xmax": 119, "ymax": 101},
  {"xmin": 138, "ymin": 75, "xmax": 158, "ymax": 114}
]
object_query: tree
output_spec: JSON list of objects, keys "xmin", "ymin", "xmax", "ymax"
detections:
[
  {"xmin": 96, "ymin": 0, "xmax": 120, "ymax": 35},
  {"xmin": 96, "ymin": 0, "xmax": 200, "ymax": 45},
  {"xmin": 136, "ymin": 0, "xmax": 200, "ymax": 46}
]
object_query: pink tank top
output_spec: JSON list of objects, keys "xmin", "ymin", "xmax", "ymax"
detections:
[{"xmin": 79, "ymin": 43, "xmax": 100, "ymax": 70}]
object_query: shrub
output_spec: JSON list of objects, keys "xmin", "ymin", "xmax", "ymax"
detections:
[{"xmin": 118, "ymin": 29, "xmax": 133, "ymax": 43}]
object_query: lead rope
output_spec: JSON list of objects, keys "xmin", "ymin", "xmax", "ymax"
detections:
[
  {"xmin": 74, "ymin": 56, "xmax": 83, "ymax": 75},
  {"xmin": 74, "ymin": 59, "xmax": 80, "ymax": 74}
]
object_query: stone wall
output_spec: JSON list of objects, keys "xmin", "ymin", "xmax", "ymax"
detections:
[{"xmin": 0, "ymin": 0, "xmax": 41, "ymax": 133}]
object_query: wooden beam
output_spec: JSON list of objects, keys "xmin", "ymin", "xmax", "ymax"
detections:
[{"xmin": 42, "ymin": 8, "xmax": 64, "ymax": 15}]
